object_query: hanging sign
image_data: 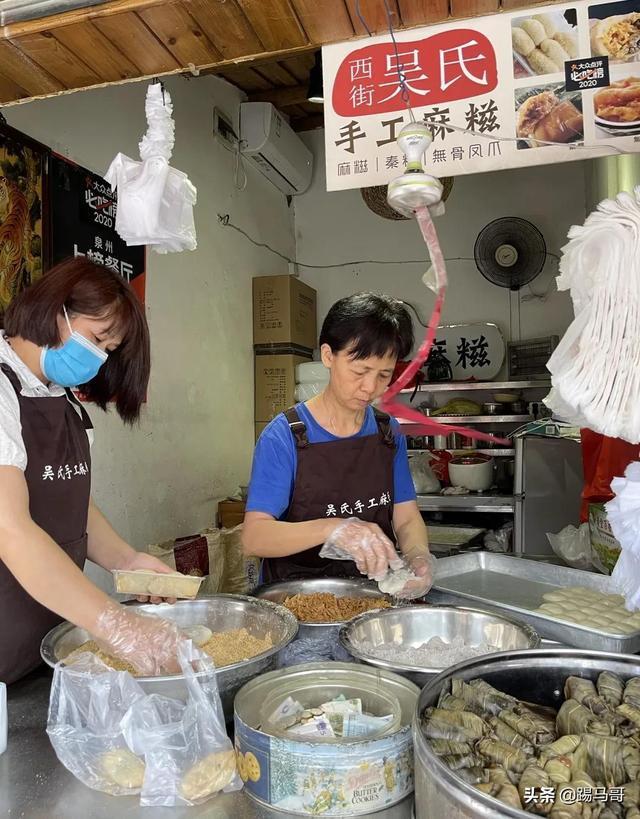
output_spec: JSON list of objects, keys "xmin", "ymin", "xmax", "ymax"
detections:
[
  {"xmin": 322, "ymin": 0, "xmax": 640, "ymax": 190},
  {"xmin": 49, "ymin": 154, "xmax": 146, "ymax": 302}
]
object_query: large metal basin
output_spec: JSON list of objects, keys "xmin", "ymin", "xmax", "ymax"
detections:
[
  {"xmin": 339, "ymin": 605, "xmax": 540, "ymax": 686},
  {"xmin": 413, "ymin": 648, "xmax": 640, "ymax": 819},
  {"xmin": 40, "ymin": 594, "xmax": 298, "ymax": 721},
  {"xmin": 254, "ymin": 577, "xmax": 392, "ymax": 640}
]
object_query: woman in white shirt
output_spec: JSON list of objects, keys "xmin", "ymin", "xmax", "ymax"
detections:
[{"xmin": 0, "ymin": 257, "xmax": 181, "ymax": 685}]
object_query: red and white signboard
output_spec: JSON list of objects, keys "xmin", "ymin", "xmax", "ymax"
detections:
[{"xmin": 323, "ymin": 0, "xmax": 640, "ymax": 190}]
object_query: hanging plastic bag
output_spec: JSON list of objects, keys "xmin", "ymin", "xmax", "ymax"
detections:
[
  {"xmin": 122, "ymin": 641, "xmax": 241, "ymax": 807},
  {"xmin": 546, "ymin": 523, "xmax": 592, "ymax": 570},
  {"xmin": 409, "ymin": 452, "xmax": 441, "ymax": 494},
  {"xmin": 105, "ymin": 83, "xmax": 197, "ymax": 254},
  {"xmin": 607, "ymin": 462, "xmax": 640, "ymax": 610}
]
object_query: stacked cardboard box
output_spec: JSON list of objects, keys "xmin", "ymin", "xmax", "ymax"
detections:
[{"xmin": 253, "ymin": 275, "xmax": 317, "ymax": 436}]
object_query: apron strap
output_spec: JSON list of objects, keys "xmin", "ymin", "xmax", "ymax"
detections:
[
  {"xmin": 0, "ymin": 362, "xmax": 21, "ymax": 392},
  {"xmin": 284, "ymin": 406, "xmax": 309, "ymax": 449},
  {"xmin": 372, "ymin": 407, "xmax": 396, "ymax": 448},
  {"xmin": 65, "ymin": 389, "xmax": 94, "ymax": 431}
]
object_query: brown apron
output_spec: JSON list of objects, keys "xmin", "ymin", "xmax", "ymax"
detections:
[
  {"xmin": 262, "ymin": 406, "xmax": 396, "ymax": 583},
  {"xmin": 0, "ymin": 363, "xmax": 92, "ymax": 685}
]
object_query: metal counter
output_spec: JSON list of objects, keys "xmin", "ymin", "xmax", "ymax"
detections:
[{"xmin": 1, "ymin": 665, "xmax": 414, "ymax": 819}]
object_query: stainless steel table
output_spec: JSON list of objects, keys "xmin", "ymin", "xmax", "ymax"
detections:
[{"xmin": 1, "ymin": 665, "xmax": 414, "ymax": 818}]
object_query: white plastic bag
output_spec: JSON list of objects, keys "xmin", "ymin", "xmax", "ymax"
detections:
[
  {"xmin": 409, "ymin": 452, "xmax": 441, "ymax": 494},
  {"xmin": 546, "ymin": 523, "xmax": 592, "ymax": 570},
  {"xmin": 47, "ymin": 642, "xmax": 241, "ymax": 805},
  {"xmin": 104, "ymin": 84, "xmax": 197, "ymax": 254},
  {"xmin": 607, "ymin": 462, "xmax": 640, "ymax": 610}
]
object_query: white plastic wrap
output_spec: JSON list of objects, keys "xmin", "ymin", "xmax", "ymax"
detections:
[
  {"xmin": 546, "ymin": 523, "xmax": 592, "ymax": 570},
  {"xmin": 607, "ymin": 462, "xmax": 640, "ymax": 610},
  {"xmin": 104, "ymin": 84, "xmax": 197, "ymax": 254},
  {"xmin": 545, "ymin": 187, "xmax": 640, "ymax": 442},
  {"xmin": 409, "ymin": 452, "xmax": 441, "ymax": 494},
  {"xmin": 47, "ymin": 642, "xmax": 241, "ymax": 806}
]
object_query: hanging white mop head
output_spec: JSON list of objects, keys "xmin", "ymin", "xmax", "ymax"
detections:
[{"xmin": 386, "ymin": 122, "xmax": 444, "ymax": 219}]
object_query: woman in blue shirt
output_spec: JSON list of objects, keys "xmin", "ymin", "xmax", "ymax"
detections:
[{"xmin": 243, "ymin": 293, "xmax": 433, "ymax": 599}]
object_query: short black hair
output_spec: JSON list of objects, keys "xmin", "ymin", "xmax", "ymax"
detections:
[{"xmin": 319, "ymin": 293, "xmax": 413, "ymax": 361}]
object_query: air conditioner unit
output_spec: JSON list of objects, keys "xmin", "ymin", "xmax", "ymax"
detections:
[{"xmin": 240, "ymin": 102, "xmax": 313, "ymax": 196}]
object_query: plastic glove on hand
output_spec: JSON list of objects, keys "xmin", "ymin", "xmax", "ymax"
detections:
[
  {"xmin": 320, "ymin": 518, "xmax": 398, "ymax": 580},
  {"xmin": 93, "ymin": 602, "xmax": 183, "ymax": 676},
  {"xmin": 395, "ymin": 552, "xmax": 436, "ymax": 600}
]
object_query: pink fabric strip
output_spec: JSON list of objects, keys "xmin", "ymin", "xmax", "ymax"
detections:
[{"xmin": 380, "ymin": 205, "xmax": 510, "ymax": 446}]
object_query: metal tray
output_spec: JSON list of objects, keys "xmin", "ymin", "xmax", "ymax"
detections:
[{"xmin": 428, "ymin": 552, "xmax": 640, "ymax": 653}]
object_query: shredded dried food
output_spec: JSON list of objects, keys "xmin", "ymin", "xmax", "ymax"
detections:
[
  {"xmin": 63, "ymin": 627, "xmax": 272, "ymax": 675},
  {"xmin": 358, "ymin": 635, "xmax": 500, "ymax": 668},
  {"xmin": 282, "ymin": 592, "xmax": 390, "ymax": 623}
]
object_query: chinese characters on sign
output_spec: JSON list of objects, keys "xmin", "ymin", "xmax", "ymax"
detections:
[
  {"xmin": 42, "ymin": 462, "xmax": 89, "ymax": 481},
  {"xmin": 49, "ymin": 155, "xmax": 146, "ymax": 300},
  {"xmin": 323, "ymin": 0, "xmax": 640, "ymax": 190},
  {"xmin": 326, "ymin": 492, "xmax": 392, "ymax": 517}
]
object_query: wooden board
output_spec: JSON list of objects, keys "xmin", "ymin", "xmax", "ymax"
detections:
[
  {"xmin": 13, "ymin": 33, "xmax": 99, "ymax": 88},
  {"xmin": 279, "ymin": 52, "xmax": 316, "ymax": 83},
  {"xmin": 252, "ymin": 60, "xmax": 299, "ymax": 86},
  {"xmin": 397, "ymin": 0, "xmax": 449, "ymax": 26},
  {"xmin": 138, "ymin": 4, "xmax": 221, "ymax": 65},
  {"xmin": 289, "ymin": 0, "xmax": 354, "ymax": 42},
  {"xmin": 344, "ymin": 0, "xmax": 400, "ymax": 35},
  {"xmin": 0, "ymin": 41, "xmax": 63, "ymax": 95},
  {"xmin": 235, "ymin": 0, "xmax": 308, "ymax": 51},
  {"xmin": 218, "ymin": 64, "xmax": 273, "ymax": 92},
  {"xmin": 0, "ymin": 72, "xmax": 28, "ymax": 103},
  {"xmin": 184, "ymin": 0, "xmax": 264, "ymax": 58},
  {"xmin": 450, "ymin": 0, "xmax": 499, "ymax": 17},
  {"xmin": 53, "ymin": 22, "xmax": 140, "ymax": 82},
  {"xmin": 94, "ymin": 12, "xmax": 181, "ymax": 74}
]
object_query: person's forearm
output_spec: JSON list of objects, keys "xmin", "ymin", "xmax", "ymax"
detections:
[
  {"xmin": 242, "ymin": 517, "xmax": 336, "ymax": 558},
  {"xmin": 396, "ymin": 515, "xmax": 430, "ymax": 560},
  {"xmin": 86, "ymin": 498, "xmax": 137, "ymax": 571},
  {"xmin": 0, "ymin": 521, "xmax": 113, "ymax": 636}
]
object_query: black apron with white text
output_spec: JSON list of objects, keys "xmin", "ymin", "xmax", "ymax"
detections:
[
  {"xmin": 262, "ymin": 406, "xmax": 396, "ymax": 582},
  {"xmin": 0, "ymin": 364, "xmax": 92, "ymax": 685}
]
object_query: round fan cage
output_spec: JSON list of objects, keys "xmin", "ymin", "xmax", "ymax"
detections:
[
  {"xmin": 361, "ymin": 177, "xmax": 454, "ymax": 220},
  {"xmin": 474, "ymin": 216, "xmax": 546, "ymax": 291}
]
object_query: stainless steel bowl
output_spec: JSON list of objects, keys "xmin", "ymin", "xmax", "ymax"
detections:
[
  {"xmin": 414, "ymin": 648, "xmax": 640, "ymax": 819},
  {"xmin": 40, "ymin": 594, "xmax": 298, "ymax": 721},
  {"xmin": 254, "ymin": 577, "xmax": 392, "ymax": 640},
  {"xmin": 340, "ymin": 605, "xmax": 540, "ymax": 686}
]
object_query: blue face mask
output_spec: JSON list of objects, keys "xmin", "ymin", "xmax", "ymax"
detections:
[{"xmin": 41, "ymin": 307, "xmax": 108, "ymax": 388}]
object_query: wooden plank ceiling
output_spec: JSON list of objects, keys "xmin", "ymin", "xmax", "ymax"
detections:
[{"xmin": 0, "ymin": 0, "xmax": 568, "ymax": 130}]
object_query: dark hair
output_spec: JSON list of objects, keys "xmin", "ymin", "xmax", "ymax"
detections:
[
  {"xmin": 4, "ymin": 257, "xmax": 150, "ymax": 424},
  {"xmin": 320, "ymin": 293, "xmax": 413, "ymax": 361}
]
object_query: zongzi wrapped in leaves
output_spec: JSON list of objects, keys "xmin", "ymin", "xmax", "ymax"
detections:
[
  {"xmin": 617, "ymin": 703, "xmax": 640, "ymax": 729},
  {"xmin": 456, "ymin": 766, "xmax": 487, "ymax": 785},
  {"xmin": 437, "ymin": 691, "xmax": 467, "ymax": 711},
  {"xmin": 487, "ymin": 766, "xmax": 513, "ymax": 786},
  {"xmin": 544, "ymin": 754, "xmax": 575, "ymax": 785},
  {"xmin": 557, "ymin": 700, "xmax": 613, "ymax": 737},
  {"xmin": 565, "ymin": 677, "xmax": 611, "ymax": 717},
  {"xmin": 440, "ymin": 751, "xmax": 484, "ymax": 771},
  {"xmin": 623, "ymin": 781, "xmax": 640, "ymax": 808},
  {"xmin": 539, "ymin": 736, "xmax": 582, "ymax": 766},
  {"xmin": 426, "ymin": 708, "xmax": 488, "ymax": 735},
  {"xmin": 476, "ymin": 737, "xmax": 530, "ymax": 773},
  {"xmin": 573, "ymin": 734, "xmax": 639, "ymax": 787},
  {"xmin": 624, "ymin": 679, "xmax": 640, "ymax": 709},
  {"xmin": 599, "ymin": 672, "xmax": 624, "ymax": 709},
  {"xmin": 489, "ymin": 716, "xmax": 536, "ymax": 754},
  {"xmin": 428, "ymin": 739, "xmax": 473, "ymax": 757},
  {"xmin": 495, "ymin": 783, "xmax": 523, "ymax": 809},
  {"xmin": 518, "ymin": 761, "xmax": 554, "ymax": 815},
  {"xmin": 452, "ymin": 678, "xmax": 516, "ymax": 716},
  {"xmin": 500, "ymin": 705, "xmax": 557, "ymax": 746},
  {"xmin": 422, "ymin": 717, "xmax": 482, "ymax": 744}
]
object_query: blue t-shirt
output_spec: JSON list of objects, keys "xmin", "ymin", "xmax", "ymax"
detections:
[{"xmin": 247, "ymin": 403, "xmax": 416, "ymax": 519}]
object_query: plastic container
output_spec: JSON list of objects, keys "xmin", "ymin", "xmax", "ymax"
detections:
[
  {"xmin": 111, "ymin": 569, "xmax": 204, "ymax": 598},
  {"xmin": 0, "ymin": 682, "xmax": 6, "ymax": 755},
  {"xmin": 260, "ymin": 678, "xmax": 402, "ymax": 742}
]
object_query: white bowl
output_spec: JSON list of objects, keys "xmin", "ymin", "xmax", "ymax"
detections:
[{"xmin": 448, "ymin": 456, "xmax": 494, "ymax": 492}]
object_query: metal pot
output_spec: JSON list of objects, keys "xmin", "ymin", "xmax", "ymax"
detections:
[
  {"xmin": 254, "ymin": 577, "xmax": 391, "ymax": 641},
  {"xmin": 510, "ymin": 400, "xmax": 527, "ymax": 415},
  {"xmin": 482, "ymin": 402, "xmax": 501, "ymax": 415},
  {"xmin": 40, "ymin": 595, "xmax": 298, "ymax": 722},
  {"xmin": 413, "ymin": 648, "xmax": 640, "ymax": 818},
  {"xmin": 339, "ymin": 605, "xmax": 540, "ymax": 686}
]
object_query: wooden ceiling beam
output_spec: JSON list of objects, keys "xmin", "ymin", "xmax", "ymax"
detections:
[
  {"xmin": 53, "ymin": 21, "xmax": 140, "ymax": 82},
  {"xmin": 13, "ymin": 32, "xmax": 100, "ymax": 88},
  {"xmin": 397, "ymin": 0, "xmax": 449, "ymax": 26},
  {"xmin": 289, "ymin": 0, "xmax": 354, "ymax": 42},
  {"xmin": 0, "ymin": 40, "xmax": 63, "ymax": 94},
  {"xmin": 138, "ymin": 4, "xmax": 221, "ymax": 65},
  {"xmin": 344, "ymin": 0, "xmax": 400, "ymax": 36},
  {"xmin": 94, "ymin": 12, "xmax": 180, "ymax": 74},
  {"xmin": 450, "ymin": 0, "xmax": 499, "ymax": 16},
  {"xmin": 183, "ymin": 0, "xmax": 264, "ymax": 59},
  {"xmin": 248, "ymin": 83, "xmax": 309, "ymax": 106},
  {"xmin": 291, "ymin": 113, "xmax": 324, "ymax": 132},
  {"xmin": 234, "ymin": 0, "xmax": 308, "ymax": 51}
]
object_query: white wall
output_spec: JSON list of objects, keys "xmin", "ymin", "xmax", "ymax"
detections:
[
  {"xmin": 294, "ymin": 130, "xmax": 584, "ymax": 355},
  {"xmin": 6, "ymin": 77, "xmax": 294, "ymax": 557}
]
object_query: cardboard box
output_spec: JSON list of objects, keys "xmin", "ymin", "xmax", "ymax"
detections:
[
  {"xmin": 255, "ymin": 422, "xmax": 269, "ymax": 442},
  {"xmin": 253, "ymin": 275, "xmax": 317, "ymax": 350},
  {"xmin": 255, "ymin": 351, "xmax": 312, "ymax": 422},
  {"xmin": 218, "ymin": 499, "xmax": 246, "ymax": 530}
]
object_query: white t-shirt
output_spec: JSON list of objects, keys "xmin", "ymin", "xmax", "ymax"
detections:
[{"xmin": 0, "ymin": 333, "xmax": 93, "ymax": 471}]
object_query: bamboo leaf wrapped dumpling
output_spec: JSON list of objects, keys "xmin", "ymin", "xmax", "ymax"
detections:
[
  {"xmin": 572, "ymin": 734, "xmax": 637, "ymax": 787},
  {"xmin": 476, "ymin": 737, "xmax": 530, "ymax": 774},
  {"xmin": 556, "ymin": 700, "xmax": 613, "ymax": 737},
  {"xmin": 598, "ymin": 672, "xmax": 624, "ymax": 708},
  {"xmin": 488, "ymin": 716, "xmax": 535, "ymax": 754},
  {"xmin": 500, "ymin": 705, "xmax": 557, "ymax": 746},
  {"xmin": 518, "ymin": 761, "xmax": 554, "ymax": 815},
  {"xmin": 452, "ymin": 678, "xmax": 516, "ymax": 716},
  {"xmin": 564, "ymin": 676, "xmax": 611, "ymax": 717},
  {"xmin": 624, "ymin": 678, "xmax": 640, "ymax": 709},
  {"xmin": 539, "ymin": 735, "xmax": 582, "ymax": 767},
  {"xmin": 428, "ymin": 738, "xmax": 473, "ymax": 757},
  {"xmin": 544, "ymin": 754, "xmax": 574, "ymax": 785}
]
